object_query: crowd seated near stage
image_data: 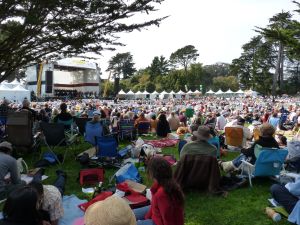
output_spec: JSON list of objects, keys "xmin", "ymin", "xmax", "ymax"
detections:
[{"xmin": 0, "ymin": 95, "xmax": 300, "ymax": 225}]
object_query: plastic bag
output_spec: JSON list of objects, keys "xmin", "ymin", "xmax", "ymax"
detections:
[{"xmin": 115, "ymin": 163, "xmax": 141, "ymax": 183}]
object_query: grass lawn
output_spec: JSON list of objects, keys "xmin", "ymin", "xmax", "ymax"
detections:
[{"xmin": 20, "ymin": 136, "xmax": 290, "ymax": 225}]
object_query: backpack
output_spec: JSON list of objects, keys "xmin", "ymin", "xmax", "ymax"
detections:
[{"xmin": 79, "ymin": 168, "xmax": 105, "ymax": 186}]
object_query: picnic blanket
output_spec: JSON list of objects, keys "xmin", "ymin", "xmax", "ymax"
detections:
[
  {"xmin": 59, "ymin": 195, "xmax": 87, "ymax": 225},
  {"xmin": 145, "ymin": 139, "xmax": 179, "ymax": 148}
]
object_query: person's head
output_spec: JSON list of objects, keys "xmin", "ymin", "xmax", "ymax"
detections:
[
  {"xmin": 192, "ymin": 125, "xmax": 212, "ymax": 141},
  {"xmin": 158, "ymin": 113, "xmax": 167, "ymax": 122},
  {"xmin": 272, "ymin": 112, "xmax": 278, "ymax": 118},
  {"xmin": 237, "ymin": 117, "xmax": 246, "ymax": 126},
  {"xmin": 276, "ymin": 134, "xmax": 287, "ymax": 146},
  {"xmin": 147, "ymin": 157, "xmax": 184, "ymax": 206},
  {"xmin": 22, "ymin": 99, "xmax": 30, "ymax": 108},
  {"xmin": 92, "ymin": 110, "xmax": 101, "ymax": 122},
  {"xmin": 139, "ymin": 112, "xmax": 145, "ymax": 118},
  {"xmin": 60, "ymin": 103, "xmax": 68, "ymax": 112},
  {"xmin": 3, "ymin": 186, "xmax": 42, "ymax": 225},
  {"xmin": 260, "ymin": 123, "xmax": 275, "ymax": 137},
  {"xmin": 84, "ymin": 196, "xmax": 136, "ymax": 225},
  {"xmin": 0, "ymin": 141, "xmax": 13, "ymax": 155},
  {"xmin": 151, "ymin": 114, "xmax": 156, "ymax": 120}
]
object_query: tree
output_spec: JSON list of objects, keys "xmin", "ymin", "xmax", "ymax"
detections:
[
  {"xmin": 257, "ymin": 11, "xmax": 294, "ymax": 95},
  {"xmin": 169, "ymin": 45, "xmax": 199, "ymax": 76},
  {"xmin": 212, "ymin": 76, "xmax": 239, "ymax": 91},
  {"xmin": 230, "ymin": 35, "xmax": 275, "ymax": 94},
  {"xmin": 148, "ymin": 55, "xmax": 169, "ymax": 78},
  {"xmin": 0, "ymin": 0, "xmax": 166, "ymax": 82},
  {"xmin": 107, "ymin": 52, "xmax": 136, "ymax": 95}
]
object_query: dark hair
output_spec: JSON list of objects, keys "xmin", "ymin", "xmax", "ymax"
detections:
[
  {"xmin": 60, "ymin": 103, "xmax": 67, "ymax": 112},
  {"xmin": 147, "ymin": 157, "xmax": 184, "ymax": 206},
  {"xmin": 0, "ymin": 147, "xmax": 12, "ymax": 154},
  {"xmin": 158, "ymin": 113, "xmax": 167, "ymax": 122},
  {"xmin": 151, "ymin": 114, "xmax": 156, "ymax": 120},
  {"xmin": 277, "ymin": 134, "xmax": 287, "ymax": 146},
  {"xmin": 29, "ymin": 182, "xmax": 44, "ymax": 196},
  {"xmin": 3, "ymin": 186, "xmax": 42, "ymax": 225}
]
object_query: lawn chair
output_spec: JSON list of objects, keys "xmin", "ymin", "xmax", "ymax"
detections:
[
  {"xmin": 137, "ymin": 121, "xmax": 150, "ymax": 135},
  {"xmin": 240, "ymin": 148, "xmax": 288, "ymax": 187},
  {"xmin": 208, "ymin": 136, "xmax": 220, "ymax": 158},
  {"xmin": 95, "ymin": 136, "xmax": 118, "ymax": 158},
  {"xmin": 84, "ymin": 122, "xmax": 103, "ymax": 146},
  {"xmin": 75, "ymin": 117, "xmax": 91, "ymax": 136},
  {"xmin": 6, "ymin": 111, "xmax": 40, "ymax": 154},
  {"xmin": 119, "ymin": 119, "xmax": 135, "ymax": 140},
  {"xmin": 225, "ymin": 127, "xmax": 243, "ymax": 148},
  {"xmin": 40, "ymin": 122, "xmax": 77, "ymax": 165}
]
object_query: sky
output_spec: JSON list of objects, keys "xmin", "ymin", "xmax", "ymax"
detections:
[{"xmin": 95, "ymin": 0, "xmax": 298, "ymax": 78}]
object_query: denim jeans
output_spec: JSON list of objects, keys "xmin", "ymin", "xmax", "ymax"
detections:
[
  {"xmin": 133, "ymin": 206, "xmax": 156, "ymax": 225},
  {"xmin": 232, "ymin": 154, "xmax": 247, "ymax": 168}
]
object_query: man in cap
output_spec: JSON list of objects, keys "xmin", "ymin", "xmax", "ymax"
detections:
[
  {"xmin": 0, "ymin": 141, "xmax": 24, "ymax": 200},
  {"xmin": 180, "ymin": 126, "xmax": 216, "ymax": 158}
]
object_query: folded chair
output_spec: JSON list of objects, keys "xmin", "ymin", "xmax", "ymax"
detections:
[
  {"xmin": 137, "ymin": 121, "xmax": 150, "ymax": 135},
  {"xmin": 40, "ymin": 122, "xmax": 77, "ymax": 165},
  {"xmin": 85, "ymin": 122, "xmax": 103, "ymax": 146},
  {"xmin": 119, "ymin": 119, "xmax": 135, "ymax": 140},
  {"xmin": 225, "ymin": 127, "xmax": 243, "ymax": 148},
  {"xmin": 6, "ymin": 111, "xmax": 40, "ymax": 154},
  {"xmin": 240, "ymin": 148, "xmax": 288, "ymax": 187}
]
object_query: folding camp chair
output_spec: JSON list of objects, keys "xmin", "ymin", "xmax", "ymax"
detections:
[
  {"xmin": 240, "ymin": 148, "xmax": 288, "ymax": 187},
  {"xmin": 208, "ymin": 136, "xmax": 221, "ymax": 158},
  {"xmin": 225, "ymin": 127, "xmax": 243, "ymax": 148},
  {"xmin": 95, "ymin": 136, "xmax": 118, "ymax": 158},
  {"xmin": 85, "ymin": 122, "xmax": 103, "ymax": 146},
  {"xmin": 40, "ymin": 122, "xmax": 77, "ymax": 165},
  {"xmin": 119, "ymin": 119, "xmax": 135, "ymax": 140},
  {"xmin": 137, "ymin": 121, "xmax": 150, "ymax": 135},
  {"xmin": 75, "ymin": 117, "xmax": 91, "ymax": 136},
  {"xmin": 6, "ymin": 111, "xmax": 41, "ymax": 154}
]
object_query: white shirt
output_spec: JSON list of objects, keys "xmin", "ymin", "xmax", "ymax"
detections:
[{"xmin": 216, "ymin": 115, "xmax": 227, "ymax": 130}]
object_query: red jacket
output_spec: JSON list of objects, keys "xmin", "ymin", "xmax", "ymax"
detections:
[{"xmin": 145, "ymin": 182, "xmax": 184, "ymax": 225}]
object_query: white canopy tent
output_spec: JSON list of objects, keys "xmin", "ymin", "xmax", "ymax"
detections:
[
  {"xmin": 193, "ymin": 90, "xmax": 201, "ymax": 95},
  {"xmin": 245, "ymin": 89, "xmax": 258, "ymax": 97},
  {"xmin": 127, "ymin": 90, "xmax": 135, "ymax": 95},
  {"xmin": 235, "ymin": 89, "xmax": 245, "ymax": 95},
  {"xmin": 118, "ymin": 89, "xmax": 126, "ymax": 95},
  {"xmin": 150, "ymin": 91, "xmax": 159, "ymax": 100},
  {"xmin": 206, "ymin": 89, "xmax": 215, "ymax": 94},
  {"xmin": 187, "ymin": 90, "xmax": 194, "ymax": 94},
  {"xmin": 215, "ymin": 89, "xmax": 224, "ymax": 95},
  {"xmin": 225, "ymin": 89, "xmax": 234, "ymax": 95},
  {"xmin": 0, "ymin": 84, "xmax": 30, "ymax": 102},
  {"xmin": 5, "ymin": 79, "xmax": 21, "ymax": 89}
]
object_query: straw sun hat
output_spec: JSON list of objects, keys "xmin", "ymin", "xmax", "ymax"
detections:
[{"xmin": 84, "ymin": 196, "xmax": 136, "ymax": 225}]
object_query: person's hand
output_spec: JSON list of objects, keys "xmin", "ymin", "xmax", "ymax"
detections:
[{"xmin": 42, "ymin": 221, "xmax": 51, "ymax": 225}]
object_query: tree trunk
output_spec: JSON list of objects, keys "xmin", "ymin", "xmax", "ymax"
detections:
[
  {"xmin": 114, "ymin": 77, "xmax": 120, "ymax": 97},
  {"xmin": 279, "ymin": 43, "xmax": 284, "ymax": 89},
  {"xmin": 273, "ymin": 43, "xmax": 282, "ymax": 97}
]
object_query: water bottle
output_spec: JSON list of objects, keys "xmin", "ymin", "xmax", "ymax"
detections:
[{"xmin": 265, "ymin": 207, "xmax": 281, "ymax": 222}]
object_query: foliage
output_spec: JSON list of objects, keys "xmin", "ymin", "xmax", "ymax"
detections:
[
  {"xmin": 0, "ymin": 0, "xmax": 166, "ymax": 82},
  {"xmin": 107, "ymin": 52, "xmax": 136, "ymax": 95},
  {"xmin": 230, "ymin": 36, "xmax": 275, "ymax": 94},
  {"xmin": 169, "ymin": 45, "xmax": 199, "ymax": 76},
  {"xmin": 212, "ymin": 76, "xmax": 239, "ymax": 91},
  {"xmin": 148, "ymin": 56, "xmax": 169, "ymax": 78}
]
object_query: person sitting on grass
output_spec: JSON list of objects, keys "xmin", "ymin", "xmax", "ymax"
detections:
[
  {"xmin": 0, "ymin": 186, "xmax": 50, "ymax": 225},
  {"xmin": 133, "ymin": 157, "xmax": 184, "ymax": 225},
  {"xmin": 0, "ymin": 141, "xmax": 25, "ymax": 201},
  {"xmin": 270, "ymin": 179, "xmax": 300, "ymax": 225},
  {"xmin": 156, "ymin": 114, "xmax": 171, "ymax": 138},
  {"xmin": 219, "ymin": 123, "xmax": 279, "ymax": 173},
  {"xmin": 180, "ymin": 126, "xmax": 217, "ymax": 158}
]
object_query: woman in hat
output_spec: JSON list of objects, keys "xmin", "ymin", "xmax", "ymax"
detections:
[
  {"xmin": 133, "ymin": 157, "xmax": 184, "ymax": 225},
  {"xmin": 83, "ymin": 196, "xmax": 136, "ymax": 225}
]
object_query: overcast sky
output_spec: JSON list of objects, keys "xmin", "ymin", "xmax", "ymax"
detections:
[{"xmin": 96, "ymin": 0, "xmax": 298, "ymax": 78}]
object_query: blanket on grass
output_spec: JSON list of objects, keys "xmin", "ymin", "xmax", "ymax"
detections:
[{"xmin": 145, "ymin": 139, "xmax": 179, "ymax": 148}]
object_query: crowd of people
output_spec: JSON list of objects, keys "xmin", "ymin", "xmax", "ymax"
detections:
[{"xmin": 0, "ymin": 95, "xmax": 300, "ymax": 225}]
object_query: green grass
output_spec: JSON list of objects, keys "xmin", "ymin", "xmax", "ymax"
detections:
[{"xmin": 21, "ymin": 137, "xmax": 290, "ymax": 225}]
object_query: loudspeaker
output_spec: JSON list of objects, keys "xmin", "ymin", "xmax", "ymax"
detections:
[{"xmin": 45, "ymin": 71, "xmax": 53, "ymax": 93}]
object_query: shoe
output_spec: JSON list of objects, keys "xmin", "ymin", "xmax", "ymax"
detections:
[
  {"xmin": 56, "ymin": 169, "xmax": 67, "ymax": 179},
  {"xmin": 221, "ymin": 161, "xmax": 236, "ymax": 173}
]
